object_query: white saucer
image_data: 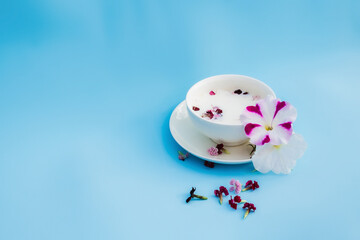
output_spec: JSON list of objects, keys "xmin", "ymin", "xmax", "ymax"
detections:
[{"xmin": 169, "ymin": 101, "xmax": 253, "ymax": 164}]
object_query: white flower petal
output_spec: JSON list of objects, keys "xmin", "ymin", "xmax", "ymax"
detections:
[
  {"xmin": 257, "ymin": 95, "xmax": 278, "ymax": 124},
  {"xmin": 247, "ymin": 125, "xmax": 269, "ymax": 145},
  {"xmin": 269, "ymin": 124, "xmax": 293, "ymax": 145},
  {"xmin": 278, "ymin": 133, "xmax": 307, "ymax": 160},
  {"xmin": 251, "ymin": 134, "xmax": 307, "ymax": 174},
  {"xmin": 251, "ymin": 144, "xmax": 276, "ymax": 173}
]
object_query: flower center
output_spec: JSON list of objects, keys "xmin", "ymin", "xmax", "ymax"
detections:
[
  {"xmin": 273, "ymin": 145, "xmax": 281, "ymax": 149},
  {"xmin": 265, "ymin": 125, "xmax": 273, "ymax": 131}
]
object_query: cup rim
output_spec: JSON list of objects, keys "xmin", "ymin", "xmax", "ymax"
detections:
[{"xmin": 186, "ymin": 74, "xmax": 276, "ymax": 126}]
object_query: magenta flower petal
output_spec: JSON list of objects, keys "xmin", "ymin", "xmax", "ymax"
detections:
[
  {"xmin": 230, "ymin": 179, "xmax": 236, "ymax": 185},
  {"xmin": 273, "ymin": 101, "xmax": 286, "ymax": 119},
  {"xmin": 271, "ymin": 101, "xmax": 297, "ymax": 126},
  {"xmin": 246, "ymin": 104, "xmax": 263, "ymax": 117},
  {"xmin": 245, "ymin": 125, "xmax": 269, "ymax": 145},
  {"xmin": 229, "ymin": 186, "xmax": 235, "ymax": 192},
  {"xmin": 244, "ymin": 123, "xmax": 261, "ymax": 136}
]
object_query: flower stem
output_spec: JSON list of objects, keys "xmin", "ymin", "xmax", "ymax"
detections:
[
  {"xmin": 249, "ymin": 144, "xmax": 256, "ymax": 156},
  {"xmin": 193, "ymin": 194, "xmax": 207, "ymax": 200},
  {"xmin": 178, "ymin": 151, "xmax": 185, "ymax": 157},
  {"xmin": 244, "ymin": 209, "xmax": 250, "ymax": 219},
  {"xmin": 242, "ymin": 187, "xmax": 251, "ymax": 192},
  {"xmin": 219, "ymin": 194, "xmax": 223, "ymax": 205}
]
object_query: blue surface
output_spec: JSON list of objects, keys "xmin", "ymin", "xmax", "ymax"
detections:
[{"xmin": 1, "ymin": 0, "xmax": 359, "ymax": 239}]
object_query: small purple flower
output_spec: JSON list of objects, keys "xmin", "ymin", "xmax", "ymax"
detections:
[
  {"xmin": 207, "ymin": 147, "xmax": 219, "ymax": 156},
  {"xmin": 178, "ymin": 151, "xmax": 189, "ymax": 161},
  {"xmin": 229, "ymin": 179, "xmax": 242, "ymax": 194}
]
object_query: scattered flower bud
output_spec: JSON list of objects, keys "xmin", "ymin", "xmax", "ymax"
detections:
[
  {"xmin": 186, "ymin": 187, "xmax": 208, "ymax": 203},
  {"xmin": 215, "ymin": 108, "xmax": 222, "ymax": 114},
  {"xmin": 209, "ymin": 91, "xmax": 216, "ymax": 95},
  {"xmin": 207, "ymin": 147, "xmax": 219, "ymax": 156},
  {"xmin": 243, "ymin": 202, "xmax": 256, "ymax": 219},
  {"xmin": 214, "ymin": 186, "xmax": 229, "ymax": 205},
  {"xmin": 234, "ymin": 195, "xmax": 241, "ymax": 203},
  {"xmin": 207, "ymin": 143, "xmax": 229, "ymax": 156},
  {"xmin": 229, "ymin": 195, "xmax": 246, "ymax": 209},
  {"xmin": 202, "ymin": 110, "xmax": 214, "ymax": 119},
  {"xmin": 192, "ymin": 106, "xmax": 200, "ymax": 111},
  {"xmin": 234, "ymin": 89, "xmax": 242, "ymax": 95},
  {"xmin": 229, "ymin": 179, "xmax": 242, "ymax": 194},
  {"xmin": 242, "ymin": 180, "xmax": 259, "ymax": 192},
  {"xmin": 178, "ymin": 151, "xmax": 189, "ymax": 161},
  {"xmin": 228, "ymin": 196, "xmax": 238, "ymax": 210},
  {"xmin": 204, "ymin": 160, "xmax": 215, "ymax": 168}
]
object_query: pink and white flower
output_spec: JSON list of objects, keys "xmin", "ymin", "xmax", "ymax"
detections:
[
  {"xmin": 240, "ymin": 95, "xmax": 297, "ymax": 146},
  {"xmin": 251, "ymin": 133, "xmax": 307, "ymax": 174}
]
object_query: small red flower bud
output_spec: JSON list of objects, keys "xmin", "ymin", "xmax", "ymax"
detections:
[
  {"xmin": 206, "ymin": 110, "xmax": 214, "ymax": 119},
  {"xmin": 215, "ymin": 186, "xmax": 229, "ymax": 204},
  {"xmin": 216, "ymin": 144, "xmax": 224, "ymax": 151},
  {"xmin": 234, "ymin": 195, "xmax": 241, "ymax": 203},
  {"xmin": 219, "ymin": 186, "xmax": 229, "ymax": 196},
  {"xmin": 252, "ymin": 181, "xmax": 259, "ymax": 190},
  {"xmin": 228, "ymin": 196, "xmax": 237, "ymax": 210},
  {"xmin": 243, "ymin": 180, "xmax": 259, "ymax": 192},
  {"xmin": 243, "ymin": 202, "xmax": 256, "ymax": 211},
  {"xmin": 245, "ymin": 180, "xmax": 253, "ymax": 187},
  {"xmin": 234, "ymin": 89, "xmax": 242, "ymax": 94},
  {"xmin": 204, "ymin": 161, "xmax": 215, "ymax": 168}
]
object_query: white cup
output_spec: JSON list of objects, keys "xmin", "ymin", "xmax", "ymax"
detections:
[{"xmin": 186, "ymin": 74, "xmax": 276, "ymax": 146}]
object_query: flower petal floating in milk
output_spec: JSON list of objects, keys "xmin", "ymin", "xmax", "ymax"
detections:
[{"xmin": 192, "ymin": 89, "xmax": 257, "ymax": 124}]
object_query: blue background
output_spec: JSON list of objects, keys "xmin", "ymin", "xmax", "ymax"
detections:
[{"xmin": 1, "ymin": 0, "xmax": 359, "ymax": 239}]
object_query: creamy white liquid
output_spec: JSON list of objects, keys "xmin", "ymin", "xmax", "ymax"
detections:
[{"xmin": 191, "ymin": 89, "xmax": 258, "ymax": 124}]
